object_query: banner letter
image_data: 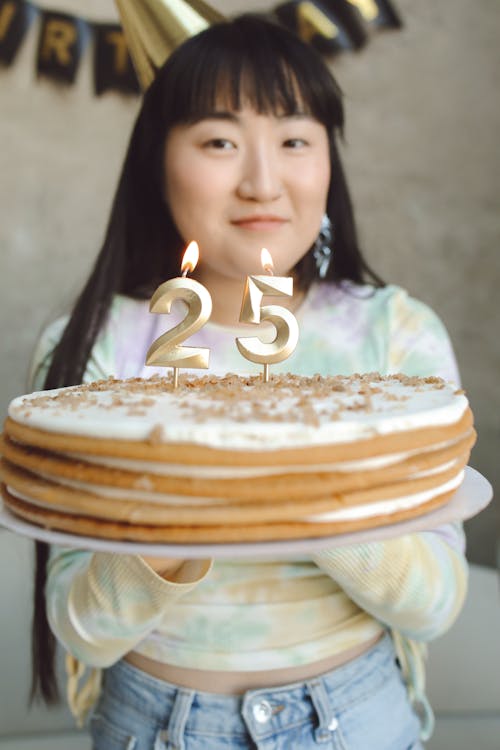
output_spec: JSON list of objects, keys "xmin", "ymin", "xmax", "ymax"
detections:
[
  {"xmin": 0, "ymin": 0, "xmax": 34, "ymax": 65},
  {"xmin": 93, "ymin": 23, "xmax": 140, "ymax": 96},
  {"xmin": 36, "ymin": 11, "xmax": 87, "ymax": 84},
  {"xmin": 275, "ymin": 1, "xmax": 356, "ymax": 55},
  {"xmin": 348, "ymin": 0, "xmax": 402, "ymax": 28}
]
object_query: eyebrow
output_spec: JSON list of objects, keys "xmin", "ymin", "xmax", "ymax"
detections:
[
  {"xmin": 194, "ymin": 112, "xmax": 239, "ymax": 123},
  {"xmin": 190, "ymin": 111, "xmax": 314, "ymax": 124}
]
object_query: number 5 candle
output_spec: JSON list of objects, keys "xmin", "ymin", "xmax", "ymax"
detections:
[
  {"xmin": 146, "ymin": 241, "xmax": 212, "ymax": 389},
  {"xmin": 236, "ymin": 248, "xmax": 299, "ymax": 382}
]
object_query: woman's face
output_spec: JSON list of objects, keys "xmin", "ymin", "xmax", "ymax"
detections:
[{"xmin": 163, "ymin": 104, "xmax": 330, "ymax": 281}]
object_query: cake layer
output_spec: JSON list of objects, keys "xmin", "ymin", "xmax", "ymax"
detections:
[
  {"xmin": 1, "ymin": 432, "xmax": 474, "ymax": 502},
  {"xmin": 0, "ymin": 456, "xmax": 467, "ymax": 524},
  {"xmin": 1, "ymin": 484, "xmax": 459, "ymax": 542},
  {"xmin": 6, "ymin": 373, "xmax": 471, "ymax": 456}
]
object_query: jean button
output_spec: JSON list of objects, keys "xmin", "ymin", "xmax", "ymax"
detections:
[
  {"xmin": 328, "ymin": 716, "xmax": 339, "ymax": 731},
  {"xmin": 252, "ymin": 699, "xmax": 273, "ymax": 723}
]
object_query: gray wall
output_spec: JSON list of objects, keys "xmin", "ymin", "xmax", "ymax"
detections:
[
  {"xmin": 331, "ymin": 0, "xmax": 500, "ymax": 565},
  {"xmin": 0, "ymin": 0, "xmax": 498, "ymax": 566}
]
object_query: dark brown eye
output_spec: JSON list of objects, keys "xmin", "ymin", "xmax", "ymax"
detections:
[
  {"xmin": 283, "ymin": 138, "xmax": 308, "ymax": 148},
  {"xmin": 204, "ymin": 138, "xmax": 235, "ymax": 150}
]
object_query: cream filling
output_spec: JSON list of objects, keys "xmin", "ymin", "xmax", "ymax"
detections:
[
  {"xmin": 30, "ymin": 459, "xmax": 460, "ymax": 506},
  {"xmin": 305, "ymin": 472, "xmax": 464, "ymax": 523},
  {"xmin": 7, "ymin": 469, "xmax": 463, "ymax": 524},
  {"xmin": 64, "ymin": 439, "xmax": 457, "ymax": 479},
  {"xmin": 8, "ymin": 487, "xmax": 95, "ymax": 517},
  {"xmin": 32, "ymin": 472, "xmax": 226, "ymax": 506}
]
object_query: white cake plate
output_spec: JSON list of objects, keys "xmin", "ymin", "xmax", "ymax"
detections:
[{"xmin": 0, "ymin": 467, "xmax": 493, "ymax": 559}]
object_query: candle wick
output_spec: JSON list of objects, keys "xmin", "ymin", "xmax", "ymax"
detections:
[{"xmin": 181, "ymin": 260, "xmax": 194, "ymax": 277}]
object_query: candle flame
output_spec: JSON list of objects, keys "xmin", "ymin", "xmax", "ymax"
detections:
[
  {"xmin": 260, "ymin": 247, "xmax": 274, "ymax": 275},
  {"xmin": 181, "ymin": 241, "xmax": 199, "ymax": 275}
]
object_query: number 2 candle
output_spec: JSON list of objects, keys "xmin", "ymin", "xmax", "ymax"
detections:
[{"xmin": 146, "ymin": 241, "xmax": 212, "ymax": 389}]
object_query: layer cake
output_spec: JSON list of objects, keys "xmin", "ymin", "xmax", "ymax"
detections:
[{"xmin": 0, "ymin": 372, "xmax": 475, "ymax": 543}]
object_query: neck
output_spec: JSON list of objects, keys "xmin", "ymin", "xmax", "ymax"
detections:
[
  {"xmin": 194, "ymin": 270, "xmax": 246, "ymax": 327},
  {"xmin": 194, "ymin": 268, "xmax": 306, "ymax": 328}
]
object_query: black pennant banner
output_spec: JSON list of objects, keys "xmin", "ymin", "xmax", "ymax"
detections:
[
  {"xmin": 0, "ymin": 0, "xmax": 401, "ymax": 96},
  {"xmin": 36, "ymin": 10, "xmax": 88, "ymax": 84},
  {"xmin": 0, "ymin": 0, "xmax": 35, "ymax": 64},
  {"xmin": 93, "ymin": 23, "xmax": 140, "ymax": 95},
  {"xmin": 0, "ymin": 0, "xmax": 140, "ymax": 94}
]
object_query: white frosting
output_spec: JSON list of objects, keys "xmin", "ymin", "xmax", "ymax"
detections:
[
  {"xmin": 9, "ymin": 374, "xmax": 468, "ymax": 451},
  {"xmin": 24, "ymin": 457, "xmax": 462, "ymax": 507},
  {"xmin": 66, "ymin": 437, "xmax": 460, "ymax": 478},
  {"xmin": 7, "ymin": 488, "xmax": 106, "ymax": 518},
  {"xmin": 31, "ymin": 472, "xmax": 226, "ymax": 505},
  {"xmin": 305, "ymin": 472, "xmax": 464, "ymax": 523},
  {"xmin": 6, "ymin": 470, "xmax": 464, "ymax": 522}
]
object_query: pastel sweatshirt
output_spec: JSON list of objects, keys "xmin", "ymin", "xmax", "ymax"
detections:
[{"xmin": 31, "ymin": 283, "xmax": 468, "ymax": 738}]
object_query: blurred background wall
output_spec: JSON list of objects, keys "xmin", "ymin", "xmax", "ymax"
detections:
[{"xmin": 1, "ymin": 0, "xmax": 497, "ymax": 564}]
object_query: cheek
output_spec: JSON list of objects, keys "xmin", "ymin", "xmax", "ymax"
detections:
[
  {"xmin": 309, "ymin": 156, "xmax": 331, "ymax": 204},
  {"xmin": 165, "ymin": 166, "xmax": 216, "ymax": 238},
  {"xmin": 167, "ymin": 186, "xmax": 232, "ymax": 258},
  {"xmin": 165, "ymin": 157, "xmax": 200, "ymax": 206},
  {"xmin": 291, "ymin": 153, "xmax": 330, "ymax": 209},
  {"xmin": 166, "ymin": 156, "xmax": 231, "ymax": 213},
  {"xmin": 297, "ymin": 167, "xmax": 330, "ymax": 230},
  {"xmin": 290, "ymin": 161, "xmax": 330, "ymax": 252}
]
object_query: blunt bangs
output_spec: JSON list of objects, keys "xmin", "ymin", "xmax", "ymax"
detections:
[{"xmin": 153, "ymin": 15, "xmax": 344, "ymax": 135}]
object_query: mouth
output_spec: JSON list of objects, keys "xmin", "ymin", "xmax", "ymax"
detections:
[{"xmin": 231, "ymin": 216, "xmax": 289, "ymax": 231}]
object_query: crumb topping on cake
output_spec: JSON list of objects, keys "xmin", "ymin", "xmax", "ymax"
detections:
[
  {"xmin": 16, "ymin": 372, "xmax": 454, "ymax": 425},
  {"xmin": 8, "ymin": 372, "xmax": 468, "ymax": 450}
]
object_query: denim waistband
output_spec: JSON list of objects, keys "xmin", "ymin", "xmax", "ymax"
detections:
[{"xmin": 100, "ymin": 632, "xmax": 398, "ymax": 747}]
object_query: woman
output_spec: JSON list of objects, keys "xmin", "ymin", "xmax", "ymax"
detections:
[{"xmin": 30, "ymin": 14, "xmax": 467, "ymax": 749}]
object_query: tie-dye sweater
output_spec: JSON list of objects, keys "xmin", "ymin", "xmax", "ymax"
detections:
[{"xmin": 31, "ymin": 282, "xmax": 468, "ymax": 738}]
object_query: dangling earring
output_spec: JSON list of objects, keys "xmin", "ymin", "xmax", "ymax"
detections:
[{"xmin": 313, "ymin": 214, "xmax": 333, "ymax": 278}]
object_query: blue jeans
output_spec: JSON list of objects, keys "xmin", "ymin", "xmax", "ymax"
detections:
[{"xmin": 90, "ymin": 633, "xmax": 423, "ymax": 749}]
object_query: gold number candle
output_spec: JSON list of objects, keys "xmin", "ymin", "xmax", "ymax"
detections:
[
  {"xmin": 146, "ymin": 241, "xmax": 212, "ymax": 388},
  {"xmin": 236, "ymin": 248, "xmax": 299, "ymax": 382}
]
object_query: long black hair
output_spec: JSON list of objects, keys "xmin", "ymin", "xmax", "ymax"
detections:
[{"xmin": 32, "ymin": 13, "xmax": 384, "ymax": 704}]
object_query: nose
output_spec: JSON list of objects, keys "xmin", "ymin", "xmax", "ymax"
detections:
[{"xmin": 237, "ymin": 145, "xmax": 283, "ymax": 203}]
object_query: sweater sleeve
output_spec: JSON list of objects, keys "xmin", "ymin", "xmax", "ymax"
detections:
[
  {"xmin": 47, "ymin": 549, "xmax": 212, "ymax": 666},
  {"xmin": 28, "ymin": 312, "xmax": 118, "ymax": 391},
  {"xmin": 312, "ymin": 523, "xmax": 468, "ymax": 641},
  {"xmin": 314, "ymin": 288, "xmax": 468, "ymax": 642},
  {"xmin": 31, "ymin": 304, "xmax": 213, "ymax": 666},
  {"xmin": 385, "ymin": 287, "xmax": 460, "ymax": 384}
]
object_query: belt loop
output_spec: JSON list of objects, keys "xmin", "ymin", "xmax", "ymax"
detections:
[
  {"xmin": 156, "ymin": 688, "xmax": 195, "ymax": 750},
  {"xmin": 307, "ymin": 679, "xmax": 340, "ymax": 745}
]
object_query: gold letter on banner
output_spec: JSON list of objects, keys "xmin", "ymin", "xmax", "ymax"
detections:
[
  {"xmin": 0, "ymin": 0, "xmax": 34, "ymax": 65},
  {"xmin": 297, "ymin": 1, "xmax": 339, "ymax": 43},
  {"xmin": 105, "ymin": 30, "xmax": 128, "ymax": 74},
  {"xmin": 40, "ymin": 19, "xmax": 77, "ymax": 66},
  {"xmin": 37, "ymin": 12, "xmax": 84, "ymax": 84},
  {"xmin": 93, "ymin": 23, "xmax": 140, "ymax": 96},
  {"xmin": 346, "ymin": 0, "xmax": 379, "ymax": 22},
  {"xmin": 0, "ymin": 2, "xmax": 16, "ymax": 41}
]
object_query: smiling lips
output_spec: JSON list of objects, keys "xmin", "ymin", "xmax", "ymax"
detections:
[{"xmin": 232, "ymin": 215, "xmax": 288, "ymax": 231}]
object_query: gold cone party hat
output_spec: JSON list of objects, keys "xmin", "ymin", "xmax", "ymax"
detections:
[{"xmin": 114, "ymin": 0, "xmax": 226, "ymax": 90}]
